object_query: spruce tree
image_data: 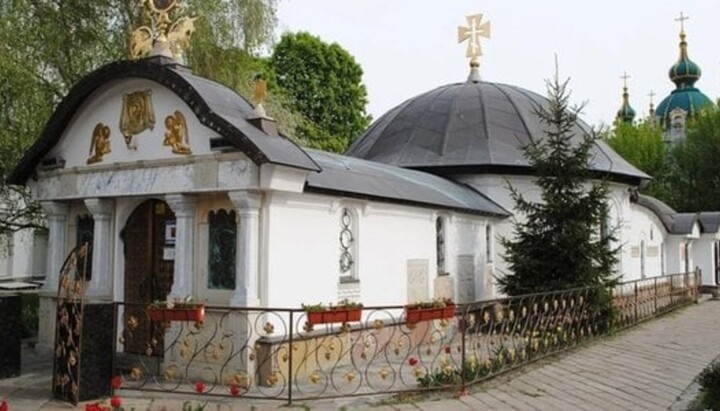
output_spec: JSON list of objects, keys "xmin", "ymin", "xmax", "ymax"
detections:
[{"xmin": 498, "ymin": 75, "xmax": 619, "ymax": 296}]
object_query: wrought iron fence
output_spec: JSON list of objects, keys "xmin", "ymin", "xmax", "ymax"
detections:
[{"xmin": 111, "ymin": 271, "xmax": 699, "ymax": 403}]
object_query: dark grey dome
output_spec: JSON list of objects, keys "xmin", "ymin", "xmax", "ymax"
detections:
[{"xmin": 346, "ymin": 81, "xmax": 648, "ymax": 184}]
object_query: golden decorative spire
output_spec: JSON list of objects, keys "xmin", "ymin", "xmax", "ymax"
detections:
[
  {"xmin": 458, "ymin": 13, "xmax": 491, "ymax": 82},
  {"xmin": 129, "ymin": 0, "xmax": 197, "ymax": 62},
  {"xmin": 251, "ymin": 77, "xmax": 269, "ymax": 118}
]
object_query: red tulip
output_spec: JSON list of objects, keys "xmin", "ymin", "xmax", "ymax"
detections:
[
  {"xmin": 0, "ymin": 400, "xmax": 7, "ymax": 411},
  {"xmin": 194, "ymin": 381, "xmax": 206, "ymax": 394},
  {"xmin": 230, "ymin": 384, "xmax": 241, "ymax": 397},
  {"xmin": 408, "ymin": 357, "xmax": 418, "ymax": 366},
  {"xmin": 111, "ymin": 376, "xmax": 122, "ymax": 390},
  {"xmin": 110, "ymin": 396, "xmax": 122, "ymax": 409}
]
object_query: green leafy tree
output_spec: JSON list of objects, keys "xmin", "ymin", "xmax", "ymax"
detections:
[
  {"xmin": 269, "ymin": 31, "xmax": 371, "ymax": 153},
  {"xmin": 663, "ymin": 104, "xmax": 720, "ymax": 211},
  {"xmin": 603, "ymin": 120, "xmax": 669, "ymax": 200},
  {"xmin": 0, "ymin": 0, "xmax": 299, "ymax": 238},
  {"xmin": 499, "ymin": 76, "xmax": 618, "ymax": 296}
]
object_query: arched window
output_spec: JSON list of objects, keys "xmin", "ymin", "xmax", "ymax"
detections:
[
  {"xmin": 436, "ymin": 217, "xmax": 446, "ymax": 276},
  {"xmin": 76, "ymin": 215, "xmax": 94, "ymax": 280},
  {"xmin": 339, "ymin": 208, "xmax": 357, "ymax": 280},
  {"xmin": 208, "ymin": 209, "xmax": 237, "ymax": 290}
]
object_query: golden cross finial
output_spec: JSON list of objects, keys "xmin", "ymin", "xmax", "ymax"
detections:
[
  {"xmin": 620, "ymin": 72, "xmax": 631, "ymax": 89},
  {"xmin": 458, "ymin": 14, "xmax": 491, "ymax": 63},
  {"xmin": 675, "ymin": 12, "xmax": 689, "ymax": 34},
  {"xmin": 253, "ymin": 78, "xmax": 268, "ymax": 104}
]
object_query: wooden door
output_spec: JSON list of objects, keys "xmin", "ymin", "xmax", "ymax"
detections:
[{"xmin": 122, "ymin": 200, "xmax": 175, "ymax": 355}]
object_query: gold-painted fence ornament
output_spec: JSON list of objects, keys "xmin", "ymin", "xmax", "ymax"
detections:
[{"xmin": 130, "ymin": 0, "xmax": 197, "ymax": 62}]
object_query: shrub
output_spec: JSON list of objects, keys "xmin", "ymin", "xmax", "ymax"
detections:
[
  {"xmin": 697, "ymin": 362, "xmax": 720, "ymax": 410},
  {"xmin": 20, "ymin": 292, "xmax": 39, "ymax": 339}
]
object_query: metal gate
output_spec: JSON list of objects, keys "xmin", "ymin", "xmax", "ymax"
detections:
[{"xmin": 52, "ymin": 243, "xmax": 89, "ymax": 406}]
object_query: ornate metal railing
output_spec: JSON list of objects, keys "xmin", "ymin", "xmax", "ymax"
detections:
[{"xmin": 112, "ymin": 271, "xmax": 699, "ymax": 403}]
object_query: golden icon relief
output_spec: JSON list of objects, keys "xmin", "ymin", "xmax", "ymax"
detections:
[
  {"xmin": 163, "ymin": 110, "xmax": 192, "ymax": 155},
  {"xmin": 120, "ymin": 90, "xmax": 155, "ymax": 150},
  {"xmin": 87, "ymin": 123, "xmax": 111, "ymax": 164}
]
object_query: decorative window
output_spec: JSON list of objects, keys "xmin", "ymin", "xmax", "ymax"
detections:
[
  {"xmin": 207, "ymin": 209, "xmax": 237, "ymax": 290},
  {"xmin": 339, "ymin": 208, "xmax": 357, "ymax": 280},
  {"xmin": 76, "ymin": 215, "xmax": 94, "ymax": 280},
  {"xmin": 436, "ymin": 217, "xmax": 446, "ymax": 275},
  {"xmin": 485, "ymin": 224, "xmax": 494, "ymax": 262}
]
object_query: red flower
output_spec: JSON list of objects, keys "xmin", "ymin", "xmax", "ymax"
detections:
[
  {"xmin": 110, "ymin": 395, "xmax": 122, "ymax": 409},
  {"xmin": 194, "ymin": 381, "xmax": 206, "ymax": 394},
  {"xmin": 408, "ymin": 357, "xmax": 418, "ymax": 366},
  {"xmin": 111, "ymin": 376, "xmax": 122, "ymax": 390},
  {"xmin": 229, "ymin": 384, "xmax": 241, "ymax": 397},
  {"xmin": 445, "ymin": 346, "xmax": 451, "ymax": 354},
  {"xmin": 0, "ymin": 400, "xmax": 7, "ymax": 411},
  {"xmin": 85, "ymin": 403, "xmax": 108, "ymax": 411}
]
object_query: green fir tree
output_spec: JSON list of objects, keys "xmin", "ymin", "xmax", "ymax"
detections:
[{"xmin": 498, "ymin": 75, "xmax": 619, "ymax": 296}]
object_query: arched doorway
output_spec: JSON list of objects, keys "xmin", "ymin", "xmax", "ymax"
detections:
[{"xmin": 121, "ymin": 199, "xmax": 176, "ymax": 355}]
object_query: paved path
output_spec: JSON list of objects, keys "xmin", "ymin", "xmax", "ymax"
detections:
[{"xmin": 3, "ymin": 300, "xmax": 720, "ymax": 410}]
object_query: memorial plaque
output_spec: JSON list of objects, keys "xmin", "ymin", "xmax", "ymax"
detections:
[
  {"xmin": 631, "ymin": 246, "xmax": 641, "ymax": 258},
  {"xmin": 647, "ymin": 246, "xmax": 659, "ymax": 258},
  {"xmin": 406, "ymin": 259, "xmax": 429, "ymax": 303},
  {"xmin": 457, "ymin": 255, "xmax": 476, "ymax": 303}
]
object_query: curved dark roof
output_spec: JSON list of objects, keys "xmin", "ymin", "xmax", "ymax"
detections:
[
  {"xmin": 346, "ymin": 81, "xmax": 649, "ymax": 185},
  {"xmin": 306, "ymin": 150, "xmax": 509, "ymax": 217},
  {"xmin": 8, "ymin": 56, "xmax": 319, "ymax": 185},
  {"xmin": 635, "ymin": 194, "xmax": 701, "ymax": 235}
]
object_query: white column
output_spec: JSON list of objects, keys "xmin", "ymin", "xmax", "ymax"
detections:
[
  {"xmin": 84, "ymin": 198, "xmax": 114, "ymax": 299},
  {"xmin": 40, "ymin": 201, "xmax": 69, "ymax": 293},
  {"xmin": 228, "ymin": 191, "xmax": 262, "ymax": 307},
  {"xmin": 165, "ymin": 194, "xmax": 197, "ymax": 300}
]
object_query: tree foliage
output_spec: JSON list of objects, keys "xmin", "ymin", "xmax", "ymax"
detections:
[
  {"xmin": 603, "ymin": 119, "xmax": 668, "ymax": 200},
  {"xmin": 499, "ymin": 76, "xmax": 618, "ymax": 296},
  {"xmin": 0, "ymin": 0, "xmax": 293, "ymax": 236},
  {"xmin": 269, "ymin": 31, "xmax": 371, "ymax": 153},
  {"xmin": 663, "ymin": 104, "xmax": 720, "ymax": 211}
]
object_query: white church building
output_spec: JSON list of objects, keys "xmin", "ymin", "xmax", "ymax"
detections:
[{"xmin": 8, "ymin": 16, "xmax": 720, "ymax": 348}]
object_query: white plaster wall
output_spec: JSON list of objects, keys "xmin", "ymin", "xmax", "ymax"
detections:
[
  {"xmin": 262, "ymin": 192, "xmax": 493, "ymax": 308},
  {"xmin": 48, "ymin": 79, "xmax": 216, "ymax": 167},
  {"xmin": 622, "ymin": 203, "xmax": 667, "ymax": 281},
  {"xmin": 693, "ymin": 235, "xmax": 717, "ymax": 285},
  {"xmin": 455, "ymin": 174, "xmax": 671, "ymax": 288}
]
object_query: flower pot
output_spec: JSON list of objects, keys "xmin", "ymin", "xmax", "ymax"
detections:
[
  {"xmin": 306, "ymin": 308, "xmax": 362, "ymax": 325},
  {"xmin": 405, "ymin": 304, "xmax": 455, "ymax": 324},
  {"xmin": 149, "ymin": 304, "xmax": 205, "ymax": 323}
]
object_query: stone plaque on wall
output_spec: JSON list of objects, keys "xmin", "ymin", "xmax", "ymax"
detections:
[
  {"xmin": 647, "ymin": 246, "xmax": 659, "ymax": 258},
  {"xmin": 631, "ymin": 246, "xmax": 640, "ymax": 258},
  {"xmin": 434, "ymin": 276, "xmax": 455, "ymax": 301},
  {"xmin": 457, "ymin": 255, "xmax": 476, "ymax": 303},
  {"xmin": 407, "ymin": 259, "xmax": 429, "ymax": 303}
]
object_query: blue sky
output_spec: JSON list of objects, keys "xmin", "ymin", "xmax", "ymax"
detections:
[{"xmin": 277, "ymin": 0, "xmax": 720, "ymax": 129}]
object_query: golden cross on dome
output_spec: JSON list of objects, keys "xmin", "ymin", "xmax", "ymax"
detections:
[
  {"xmin": 129, "ymin": 0, "xmax": 197, "ymax": 61},
  {"xmin": 458, "ymin": 14, "xmax": 491, "ymax": 63},
  {"xmin": 675, "ymin": 12, "xmax": 689, "ymax": 34}
]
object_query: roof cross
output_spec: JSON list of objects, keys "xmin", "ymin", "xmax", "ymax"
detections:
[
  {"xmin": 648, "ymin": 90, "xmax": 656, "ymax": 105},
  {"xmin": 457, "ymin": 14, "xmax": 491, "ymax": 62},
  {"xmin": 675, "ymin": 12, "xmax": 689, "ymax": 34},
  {"xmin": 620, "ymin": 72, "xmax": 631, "ymax": 89}
]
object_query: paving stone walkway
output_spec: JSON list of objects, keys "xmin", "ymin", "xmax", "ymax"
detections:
[{"xmin": 2, "ymin": 299, "xmax": 719, "ymax": 410}]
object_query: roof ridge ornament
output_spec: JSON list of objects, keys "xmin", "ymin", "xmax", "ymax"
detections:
[
  {"xmin": 457, "ymin": 13, "xmax": 491, "ymax": 83},
  {"xmin": 129, "ymin": 0, "xmax": 197, "ymax": 63}
]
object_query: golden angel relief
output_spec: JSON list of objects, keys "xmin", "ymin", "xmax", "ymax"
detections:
[
  {"xmin": 120, "ymin": 90, "xmax": 155, "ymax": 150},
  {"xmin": 86, "ymin": 123, "xmax": 111, "ymax": 165},
  {"xmin": 163, "ymin": 111, "xmax": 192, "ymax": 155}
]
